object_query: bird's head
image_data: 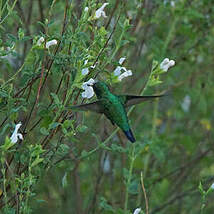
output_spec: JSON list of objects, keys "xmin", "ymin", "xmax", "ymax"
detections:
[{"xmin": 91, "ymin": 81, "xmax": 110, "ymax": 97}]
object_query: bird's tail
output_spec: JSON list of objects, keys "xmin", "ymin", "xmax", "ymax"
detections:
[{"xmin": 123, "ymin": 129, "xmax": 136, "ymax": 143}]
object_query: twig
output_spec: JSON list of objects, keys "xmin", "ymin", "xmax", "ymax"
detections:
[
  {"xmin": 93, "ymin": 11, "xmax": 121, "ymax": 78},
  {"xmin": 73, "ymin": 163, "xmax": 83, "ymax": 214},
  {"xmin": 152, "ymin": 149, "xmax": 211, "ymax": 185},
  {"xmin": 38, "ymin": 0, "xmax": 44, "ymax": 24},
  {"xmin": 35, "ymin": 57, "xmax": 45, "ymax": 105},
  {"xmin": 86, "ymin": 152, "xmax": 105, "ymax": 214},
  {"xmin": 105, "ymin": 0, "xmax": 120, "ymax": 29},
  {"xmin": 141, "ymin": 172, "xmax": 149, "ymax": 214},
  {"xmin": 150, "ymin": 187, "xmax": 195, "ymax": 214}
]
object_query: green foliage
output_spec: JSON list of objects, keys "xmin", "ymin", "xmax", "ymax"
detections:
[{"xmin": 0, "ymin": 0, "xmax": 214, "ymax": 213}]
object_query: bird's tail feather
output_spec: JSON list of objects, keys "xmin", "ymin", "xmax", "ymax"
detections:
[{"xmin": 123, "ymin": 129, "xmax": 136, "ymax": 143}]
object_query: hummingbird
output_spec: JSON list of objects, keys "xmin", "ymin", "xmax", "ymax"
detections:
[{"xmin": 71, "ymin": 81, "xmax": 164, "ymax": 143}]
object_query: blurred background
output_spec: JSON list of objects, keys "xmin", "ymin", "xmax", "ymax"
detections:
[{"xmin": 0, "ymin": 0, "xmax": 214, "ymax": 213}]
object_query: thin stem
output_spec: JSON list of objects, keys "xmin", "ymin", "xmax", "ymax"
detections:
[
  {"xmin": 24, "ymin": 155, "xmax": 32, "ymax": 213},
  {"xmin": 2, "ymin": 163, "xmax": 7, "ymax": 208},
  {"xmin": 124, "ymin": 145, "xmax": 135, "ymax": 213},
  {"xmin": 141, "ymin": 172, "xmax": 149, "ymax": 214},
  {"xmin": 151, "ymin": 16, "xmax": 178, "ymax": 140},
  {"xmin": 0, "ymin": 0, "xmax": 18, "ymax": 25},
  {"xmin": 1, "ymin": 63, "xmax": 24, "ymax": 89},
  {"xmin": 151, "ymin": 100, "xmax": 158, "ymax": 140}
]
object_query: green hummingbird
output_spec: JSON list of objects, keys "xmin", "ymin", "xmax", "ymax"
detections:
[{"xmin": 71, "ymin": 81, "xmax": 164, "ymax": 143}]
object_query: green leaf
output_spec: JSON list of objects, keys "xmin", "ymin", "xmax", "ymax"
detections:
[
  {"xmin": 7, "ymin": 33, "xmax": 17, "ymax": 42},
  {"xmin": 50, "ymin": 93, "xmax": 61, "ymax": 106},
  {"xmin": 0, "ymin": 136, "xmax": 15, "ymax": 151},
  {"xmin": 128, "ymin": 180, "xmax": 139, "ymax": 195},
  {"xmin": 198, "ymin": 182, "xmax": 205, "ymax": 195},
  {"xmin": 49, "ymin": 122, "xmax": 60, "ymax": 130},
  {"xmin": 152, "ymin": 60, "xmax": 159, "ymax": 72},
  {"xmin": 76, "ymin": 124, "xmax": 88, "ymax": 133},
  {"xmin": 99, "ymin": 26, "xmax": 108, "ymax": 36},
  {"xmin": 81, "ymin": 150, "xmax": 89, "ymax": 158},
  {"xmin": 59, "ymin": 144, "xmax": 70, "ymax": 153},
  {"xmin": 31, "ymin": 156, "xmax": 44, "ymax": 167},
  {"xmin": 111, "ymin": 144, "xmax": 126, "ymax": 153},
  {"xmin": 40, "ymin": 127, "xmax": 49, "ymax": 136},
  {"xmin": 99, "ymin": 197, "xmax": 115, "ymax": 213},
  {"xmin": 18, "ymin": 28, "xmax": 24, "ymax": 40},
  {"xmin": 207, "ymin": 184, "xmax": 214, "ymax": 194}
]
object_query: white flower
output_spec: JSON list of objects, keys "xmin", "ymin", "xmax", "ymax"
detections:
[
  {"xmin": 84, "ymin": 7, "xmax": 89, "ymax": 12},
  {"xmin": 114, "ymin": 66, "xmax": 122, "ymax": 76},
  {"xmin": 10, "ymin": 122, "xmax": 23, "ymax": 144},
  {"xmin": 164, "ymin": 0, "xmax": 176, "ymax": 7},
  {"xmin": 133, "ymin": 208, "xmax": 141, "ymax": 214},
  {"xmin": 210, "ymin": 183, "xmax": 214, "ymax": 189},
  {"xmin": 171, "ymin": 1, "xmax": 175, "ymax": 7},
  {"xmin": 37, "ymin": 37, "xmax": 45, "ymax": 46},
  {"xmin": 101, "ymin": 153, "xmax": 111, "ymax": 173},
  {"xmin": 118, "ymin": 70, "xmax": 132, "ymax": 81},
  {"xmin": 181, "ymin": 95, "xmax": 191, "ymax": 112},
  {"xmin": 82, "ymin": 68, "xmax": 89, "ymax": 75},
  {"xmin": 94, "ymin": 3, "xmax": 109, "ymax": 19},
  {"xmin": 160, "ymin": 58, "xmax": 175, "ymax": 72},
  {"xmin": 113, "ymin": 57, "xmax": 127, "ymax": 76},
  {"xmin": 82, "ymin": 78, "xmax": 95, "ymax": 88},
  {"xmin": 84, "ymin": 59, "xmax": 88, "ymax": 65},
  {"xmin": 82, "ymin": 60, "xmax": 89, "ymax": 75},
  {"xmin": 37, "ymin": 37, "xmax": 58, "ymax": 48},
  {"xmin": 81, "ymin": 78, "xmax": 95, "ymax": 99},
  {"xmin": 90, "ymin": 62, "xmax": 98, "ymax": 69},
  {"xmin": 46, "ymin": 39, "xmax": 57, "ymax": 48},
  {"xmin": 119, "ymin": 57, "xmax": 126, "ymax": 64},
  {"xmin": 81, "ymin": 60, "xmax": 97, "ymax": 75},
  {"xmin": 113, "ymin": 57, "xmax": 132, "ymax": 81}
]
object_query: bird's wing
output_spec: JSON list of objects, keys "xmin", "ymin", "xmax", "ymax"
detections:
[
  {"xmin": 118, "ymin": 94, "xmax": 165, "ymax": 107},
  {"xmin": 69, "ymin": 101, "xmax": 103, "ymax": 113}
]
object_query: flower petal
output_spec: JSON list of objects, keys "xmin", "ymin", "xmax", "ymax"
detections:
[
  {"xmin": 82, "ymin": 68, "xmax": 89, "ymax": 75},
  {"xmin": 118, "ymin": 70, "xmax": 132, "ymax": 81},
  {"xmin": 94, "ymin": 3, "xmax": 109, "ymax": 19},
  {"xmin": 87, "ymin": 78, "xmax": 95, "ymax": 86},
  {"xmin": 181, "ymin": 95, "xmax": 191, "ymax": 112},
  {"xmin": 17, "ymin": 133, "xmax": 23, "ymax": 140},
  {"xmin": 81, "ymin": 79, "xmax": 95, "ymax": 99},
  {"xmin": 37, "ymin": 37, "xmax": 45, "ymax": 46},
  {"xmin": 119, "ymin": 57, "xmax": 126, "ymax": 65},
  {"xmin": 84, "ymin": 59, "xmax": 88, "ymax": 65},
  {"xmin": 10, "ymin": 122, "xmax": 23, "ymax": 144},
  {"xmin": 46, "ymin": 39, "xmax": 58, "ymax": 48},
  {"xmin": 160, "ymin": 58, "xmax": 175, "ymax": 72},
  {"xmin": 133, "ymin": 208, "xmax": 141, "ymax": 214},
  {"xmin": 114, "ymin": 66, "xmax": 122, "ymax": 76},
  {"xmin": 81, "ymin": 86, "xmax": 94, "ymax": 99}
]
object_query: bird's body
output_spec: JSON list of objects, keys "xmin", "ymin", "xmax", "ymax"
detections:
[
  {"xmin": 97, "ymin": 89, "xmax": 135, "ymax": 142},
  {"xmin": 71, "ymin": 81, "xmax": 164, "ymax": 143}
]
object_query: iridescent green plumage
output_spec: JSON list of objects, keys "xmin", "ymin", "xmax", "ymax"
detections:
[{"xmin": 71, "ymin": 81, "xmax": 164, "ymax": 143}]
